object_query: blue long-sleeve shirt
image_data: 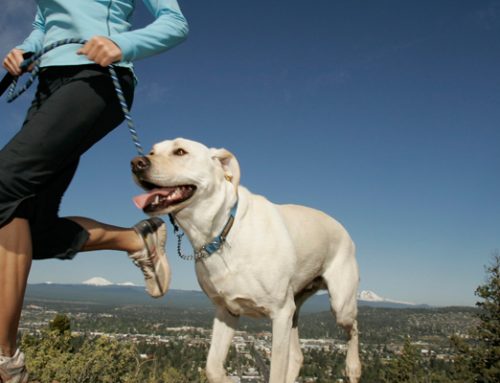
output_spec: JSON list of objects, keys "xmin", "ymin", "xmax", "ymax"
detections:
[{"xmin": 16, "ymin": 0, "xmax": 189, "ymax": 68}]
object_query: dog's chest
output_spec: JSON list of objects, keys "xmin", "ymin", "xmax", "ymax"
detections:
[
  {"xmin": 195, "ymin": 260, "xmax": 271, "ymax": 318},
  {"xmin": 216, "ymin": 294, "xmax": 271, "ymax": 318}
]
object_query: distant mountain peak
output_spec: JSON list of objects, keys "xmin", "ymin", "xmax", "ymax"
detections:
[
  {"xmin": 358, "ymin": 290, "xmax": 416, "ymax": 306},
  {"xmin": 117, "ymin": 281, "xmax": 138, "ymax": 286},
  {"xmin": 358, "ymin": 290, "xmax": 385, "ymax": 302},
  {"xmin": 82, "ymin": 277, "xmax": 113, "ymax": 286}
]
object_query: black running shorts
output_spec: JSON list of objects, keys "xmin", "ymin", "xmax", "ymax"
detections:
[{"xmin": 0, "ymin": 65, "xmax": 134, "ymax": 260}]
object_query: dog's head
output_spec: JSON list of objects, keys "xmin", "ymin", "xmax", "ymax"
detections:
[{"xmin": 131, "ymin": 138, "xmax": 240, "ymax": 215}]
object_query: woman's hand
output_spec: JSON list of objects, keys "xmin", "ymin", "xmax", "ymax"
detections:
[
  {"xmin": 77, "ymin": 36, "xmax": 123, "ymax": 67},
  {"xmin": 2, "ymin": 48, "xmax": 25, "ymax": 76}
]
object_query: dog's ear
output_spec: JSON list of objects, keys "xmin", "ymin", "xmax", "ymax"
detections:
[{"xmin": 211, "ymin": 148, "xmax": 241, "ymax": 189}]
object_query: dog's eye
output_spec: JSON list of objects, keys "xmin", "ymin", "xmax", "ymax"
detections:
[{"xmin": 173, "ymin": 148, "xmax": 187, "ymax": 156}]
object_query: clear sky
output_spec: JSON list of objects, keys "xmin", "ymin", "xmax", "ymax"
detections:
[{"xmin": 1, "ymin": 0, "xmax": 499, "ymax": 306}]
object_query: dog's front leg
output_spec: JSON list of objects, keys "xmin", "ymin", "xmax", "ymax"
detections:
[
  {"xmin": 205, "ymin": 305, "xmax": 239, "ymax": 383},
  {"xmin": 269, "ymin": 299, "xmax": 295, "ymax": 383}
]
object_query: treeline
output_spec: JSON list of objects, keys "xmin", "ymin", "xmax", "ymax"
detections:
[{"xmin": 63, "ymin": 304, "xmax": 477, "ymax": 345}]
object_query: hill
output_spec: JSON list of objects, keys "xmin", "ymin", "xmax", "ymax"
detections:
[{"xmin": 25, "ymin": 283, "xmax": 429, "ymax": 311}]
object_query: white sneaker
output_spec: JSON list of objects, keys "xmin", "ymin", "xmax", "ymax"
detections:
[
  {"xmin": 128, "ymin": 217, "xmax": 170, "ymax": 298},
  {"xmin": 0, "ymin": 349, "xmax": 29, "ymax": 383}
]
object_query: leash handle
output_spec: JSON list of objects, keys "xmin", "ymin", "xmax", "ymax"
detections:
[
  {"xmin": 7, "ymin": 39, "xmax": 86, "ymax": 103},
  {"xmin": 3, "ymin": 39, "xmax": 144, "ymax": 156},
  {"xmin": 0, "ymin": 52, "xmax": 33, "ymax": 97}
]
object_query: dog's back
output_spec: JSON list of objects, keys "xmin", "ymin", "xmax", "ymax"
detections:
[{"xmin": 276, "ymin": 204, "xmax": 354, "ymax": 282}]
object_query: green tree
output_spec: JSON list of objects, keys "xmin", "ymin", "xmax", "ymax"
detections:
[
  {"xmin": 20, "ymin": 327, "xmax": 74, "ymax": 383},
  {"xmin": 21, "ymin": 331, "xmax": 141, "ymax": 383},
  {"xmin": 381, "ymin": 338, "xmax": 424, "ymax": 383},
  {"xmin": 159, "ymin": 366, "xmax": 188, "ymax": 382},
  {"xmin": 65, "ymin": 336, "xmax": 138, "ymax": 383},
  {"xmin": 453, "ymin": 252, "xmax": 500, "ymax": 382},
  {"xmin": 49, "ymin": 313, "xmax": 71, "ymax": 334}
]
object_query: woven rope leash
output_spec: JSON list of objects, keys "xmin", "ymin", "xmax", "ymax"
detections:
[{"xmin": 7, "ymin": 38, "xmax": 144, "ymax": 156}]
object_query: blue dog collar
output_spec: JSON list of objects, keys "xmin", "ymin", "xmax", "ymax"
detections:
[
  {"xmin": 200, "ymin": 200, "xmax": 238, "ymax": 256},
  {"xmin": 169, "ymin": 199, "xmax": 238, "ymax": 261}
]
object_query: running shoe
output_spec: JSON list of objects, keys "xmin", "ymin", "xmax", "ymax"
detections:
[
  {"xmin": 128, "ymin": 217, "xmax": 170, "ymax": 298},
  {"xmin": 0, "ymin": 349, "xmax": 29, "ymax": 383}
]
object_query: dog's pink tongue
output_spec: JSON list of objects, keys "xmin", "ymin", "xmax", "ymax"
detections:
[
  {"xmin": 133, "ymin": 192, "xmax": 154, "ymax": 210},
  {"xmin": 133, "ymin": 188, "xmax": 173, "ymax": 210}
]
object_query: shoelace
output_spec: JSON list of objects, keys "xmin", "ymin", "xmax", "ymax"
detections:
[{"xmin": 129, "ymin": 251, "xmax": 156, "ymax": 280}]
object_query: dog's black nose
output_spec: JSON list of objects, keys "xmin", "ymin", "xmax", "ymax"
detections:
[{"xmin": 131, "ymin": 156, "xmax": 151, "ymax": 173}]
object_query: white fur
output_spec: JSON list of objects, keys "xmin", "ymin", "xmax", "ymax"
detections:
[{"xmin": 134, "ymin": 138, "xmax": 361, "ymax": 383}]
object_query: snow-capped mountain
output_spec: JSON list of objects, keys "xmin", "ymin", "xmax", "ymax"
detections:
[
  {"xmin": 117, "ymin": 281, "xmax": 138, "ymax": 286},
  {"xmin": 357, "ymin": 290, "xmax": 416, "ymax": 306},
  {"xmin": 358, "ymin": 290, "xmax": 385, "ymax": 302},
  {"xmin": 82, "ymin": 277, "xmax": 138, "ymax": 287},
  {"xmin": 82, "ymin": 277, "xmax": 113, "ymax": 286}
]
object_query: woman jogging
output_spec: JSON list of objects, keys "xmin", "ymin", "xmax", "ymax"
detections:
[{"xmin": 0, "ymin": 1, "xmax": 188, "ymax": 381}]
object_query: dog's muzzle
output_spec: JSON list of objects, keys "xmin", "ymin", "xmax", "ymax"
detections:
[{"xmin": 130, "ymin": 155, "xmax": 197, "ymax": 213}]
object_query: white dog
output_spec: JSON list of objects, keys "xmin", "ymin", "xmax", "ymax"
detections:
[{"xmin": 131, "ymin": 138, "xmax": 361, "ymax": 383}]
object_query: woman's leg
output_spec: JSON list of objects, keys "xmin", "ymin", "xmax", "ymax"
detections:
[
  {"xmin": 66, "ymin": 216, "xmax": 142, "ymax": 253},
  {"xmin": 66, "ymin": 216, "xmax": 171, "ymax": 300},
  {"xmin": 0, "ymin": 66, "xmax": 166, "ymax": 373},
  {"xmin": 0, "ymin": 219, "xmax": 32, "ymax": 357}
]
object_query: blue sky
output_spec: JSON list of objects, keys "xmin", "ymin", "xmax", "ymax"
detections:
[{"xmin": 1, "ymin": 0, "xmax": 499, "ymax": 306}]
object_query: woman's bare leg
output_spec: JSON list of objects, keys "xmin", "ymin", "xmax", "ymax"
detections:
[
  {"xmin": 67, "ymin": 216, "xmax": 170, "ymax": 298},
  {"xmin": 0, "ymin": 215, "xmax": 166, "ymax": 358},
  {"xmin": 0, "ymin": 219, "xmax": 32, "ymax": 357},
  {"xmin": 67, "ymin": 216, "xmax": 143, "ymax": 253}
]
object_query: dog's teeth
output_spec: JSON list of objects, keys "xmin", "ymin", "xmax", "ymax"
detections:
[
  {"xmin": 175, "ymin": 189, "xmax": 182, "ymax": 197},
  {"xmin": 154, "ymin": 195, "xmax": 160, "ymax": 204}
]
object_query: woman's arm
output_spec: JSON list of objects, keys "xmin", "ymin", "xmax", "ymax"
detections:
[
  {"xmin": 3, "ymin": 7, "xmax": 45, "ymax": 75},
  {"xmin": 109, "ymin": 0, "xmax": 189, "ymax": 62}
]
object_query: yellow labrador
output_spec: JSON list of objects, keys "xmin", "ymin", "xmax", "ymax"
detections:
[{"xmin": 131, "ymin": 138, "xmax": 361, "ymax": 383}]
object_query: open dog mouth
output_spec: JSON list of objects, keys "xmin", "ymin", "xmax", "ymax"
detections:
[{"xmin": 133, "ymin": 181, "xmax": 196, "ymax": 213}]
